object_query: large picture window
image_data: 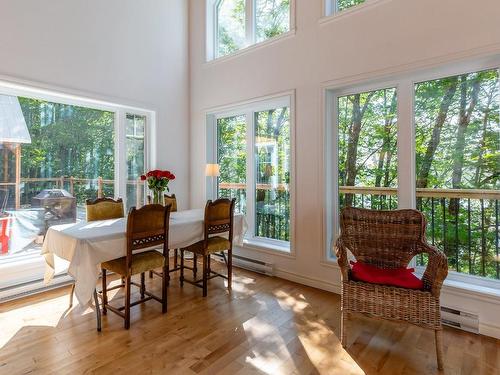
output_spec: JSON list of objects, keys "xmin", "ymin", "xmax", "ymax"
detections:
[
  {"xmin": 0, "ymin": 85, "xmax": 152, "ymax": 293},
  {"xmin": 327, "ymin": 61, "xmax": 500, "ymax": 285},
  {"xmin": 211, "ymin": 0, "xmax": 291, "ymax": 59},
  {"xmin": 209, "ymin": 96, "xmax": 292, "ymax": 250}
]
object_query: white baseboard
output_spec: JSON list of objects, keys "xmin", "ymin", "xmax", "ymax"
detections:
[
  {"xmin": 479, "ymin": 322, "xmax": 500, "ymax": 340},
  {"xmin": 274, "ymin": 267, "xmax": 341, "ymax": 294}
]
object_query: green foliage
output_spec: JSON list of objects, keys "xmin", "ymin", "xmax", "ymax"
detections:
[
  {"xmin": 337, "ymin": 0, "xmax": 366, "ymax": 12},
  {"xmin": 217, "ymin": 0, "xmax": 245, "ymax": 57},
  {"xmin": 17, "ymin": 97, "xmax": 115, "ymax": 205},
  {"xmin": 255, "ymin": 0, "xmax": 290, "ymax": 42}
]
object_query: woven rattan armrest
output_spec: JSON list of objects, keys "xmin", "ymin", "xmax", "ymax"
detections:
[
  {"xmin": 335, "ymin": 238, "xmax": 350, "ymax": 282},
  {"xmin": 418, "ymin": 242, "xmax": 448, "ymax": 297}
]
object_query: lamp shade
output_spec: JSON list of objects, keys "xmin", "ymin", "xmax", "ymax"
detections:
[
  {"xmin": 205, "ymin": 163, "xmax": 220, "ymax": 177},
  {"xmin": 0, "ymin": 95, "xmax": 31, "ymax": 144}
]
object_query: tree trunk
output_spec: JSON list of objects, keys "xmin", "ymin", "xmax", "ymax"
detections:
[
  {"xmin": 344, "ymin": 92, "xmax": 375, "ymax": 206},
  {"xmin": 449, "ymin": 74, "xmax": 481, "ymax": 214},
  {"xmin": 473, "ymin": 78, "xmax": 497, "ymax": 187},
  {"xmin": 375, "ymin": 90, "xmax": 397, "ymax": 187},
  {"xmin": 416, "ymin": 77, "xmax": 459, "ymax": 188}
]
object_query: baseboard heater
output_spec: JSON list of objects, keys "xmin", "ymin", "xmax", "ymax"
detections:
[
  {"xmin": 441, "ymin": 306, "xmax": 479, "ymax": 334},
  {"xmin": 0, "ymin": 274, "xmax": 73, "ymax": 303},
  {"xmin": 212, "ymin": 253, "xmax": 274, "ymax": 276}
]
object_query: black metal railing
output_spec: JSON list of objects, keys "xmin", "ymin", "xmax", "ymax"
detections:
[{"xmin": 219, "ymin": 182, "xmax": 290, "ymax": 242}]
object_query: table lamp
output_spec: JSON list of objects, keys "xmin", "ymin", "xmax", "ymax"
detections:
[{"xmin": 205, "ymin": 163, "xmax": 220, "ymax": 200}]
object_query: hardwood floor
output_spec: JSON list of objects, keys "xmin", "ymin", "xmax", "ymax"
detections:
[{"xmin": 0, "ymin": 264, "xmax": 498, "ymax": 375}]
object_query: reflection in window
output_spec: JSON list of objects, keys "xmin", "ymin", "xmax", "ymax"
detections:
[
  {"xmin": 254, "ymin": 107, "xmax": 290, "ymax": 241},
  {"xmin": 126, "ymin": 114, "xmax": 146, "ymax": 210},
  {"xmin": 255, "ymin": 0, "xmax": 290, "ymax": 43},
  {"xmin": 217, "ymin": 115, "xmax": 247, "ymax": 213},
  {"xmin": 216, "ymin": 0, "xmax": 246, "ymax": 58}
]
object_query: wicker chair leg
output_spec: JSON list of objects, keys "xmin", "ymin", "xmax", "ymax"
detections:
[
  {"xmin": 341, "ymin": 310, "xmax": 347, "ymax": 348},
  {"xmin": 435, "ymin": 329, "xmax": 444, "ymax": 371}
]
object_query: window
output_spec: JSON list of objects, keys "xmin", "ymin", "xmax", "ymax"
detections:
[
  {"xmin": 0, "ymin": 84, "xmax": 151, "ymax": 294},
  {"xmin": 210, "ymin": 0, "xmax": 292, "ymax": 60},
  {"xmin": 415, "ymin": 69, "xmax": 499, "ymax": 279},
  {"xmin": 325, "ymin": 0, "xmax": 366, "ymax": 16},
  {"xmin": 208, "ymin": 96, "xmax": 292, "ymax": 250},
  {"xmin": 254, "ymin": 107, "xmax": 291, "ymax": 241},
  {"xmin": 337, "ymin": 87, "xmax": 398, "ymax": 213},
  {"xmin": 217, "ymin": 114, "xmax": 247, "ymax": 213},
  {"xmin": 326, "ymin": 60, "xmax": 500, "ymax": 285},
  {"xmin": 216, "ymin": 0, "xmax": 246, "ymax": 57},
  {"xmin": 126, "ymin": 114, "xmax": 146, "ymax": 211},
  {"xmin": 255, "ymin": 0, "xmax": 290, "ymax": 43}
]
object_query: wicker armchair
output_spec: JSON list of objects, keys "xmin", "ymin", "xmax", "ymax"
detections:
[{"xmin": 336, "ymin": 207, "xmax": 448, "ymax": 370}]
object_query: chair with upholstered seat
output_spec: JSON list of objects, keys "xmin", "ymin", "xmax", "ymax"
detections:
[
  {"xmin": 101, "ymin": 204, "xmax": 171, "ymax": 329},
  {"xmin": 67, "ymin": 197, "xmax": 125, "ymax": 308},
  {"xmin": 179, "ymin": 198, "xmax": 235, "ymax": 297},
  {"xmin": 146, "ymin": 193, "xmax": 187, "ymax": 279},
  {"xmin": 86, "ymin": 197, "xmax": 124, "ymax": 221},
  {"xmin": 336, "ymin": 207, "xmax": 448, "ymax": 370}
]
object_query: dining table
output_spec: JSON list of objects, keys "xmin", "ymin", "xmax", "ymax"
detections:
[{"xmin": 41, "ymin": 208, "xmax": 247, "ymax": 330}]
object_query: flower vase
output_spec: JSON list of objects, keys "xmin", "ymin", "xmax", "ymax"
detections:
[{"xmin": 152, "ymin": 190, "xmax": 165, "ymax": 205}]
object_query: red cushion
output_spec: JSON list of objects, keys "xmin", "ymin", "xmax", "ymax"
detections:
[{"xmin": 350, "ymin": 261, "xmax": 423, "ymax": 290}]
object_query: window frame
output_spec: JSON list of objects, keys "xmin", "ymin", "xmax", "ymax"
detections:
[
  {"xmin": 207, "ymin": 0, "xmax": 295, "ymax": 62},
  {"xmin": 323, "ymin": 55, "xmax": 500, "ymax": 289},
  {"xmin": 206, "ymin": 93, "xmax": 295, "ymax": 254}
]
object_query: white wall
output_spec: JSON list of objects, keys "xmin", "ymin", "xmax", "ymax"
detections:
[
  {"xmin": 0, "ymin": 0, "xmax": 190, "ymax": 207},
  {"xmin": 189, "ymin": 0, "xmax": 500, "ymax": 338}
]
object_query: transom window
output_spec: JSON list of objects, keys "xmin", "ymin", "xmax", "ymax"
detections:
[
  {"xmin": 325, "ymin": 0, "xmax": 367, "ymax": 16},
  {"xmin": 210, "ymin": 0, "xmax": 291, "ymax": 60},
  {"xmin": 207, "ymin": 96, "xmax": 293, "ymax": 251}
]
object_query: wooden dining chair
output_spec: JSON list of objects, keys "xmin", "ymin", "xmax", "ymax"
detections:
[
  {"xmin": 86, "ymin": 197, "xmax": 124, "ymax": 221},
  {"xmin": 68, "ymin": 197, "xmax": 125, "ymax": 308},
  {"xmin": 147, "ymin": 193, "xmax": 192, "ymax": 281},
  {"xmin": 179, "ymin": 198, "xmax": 236, "ymax": 297},
  {"xmin": 100, "ymin": 204, "xmax": 171, "ymax": 329}
]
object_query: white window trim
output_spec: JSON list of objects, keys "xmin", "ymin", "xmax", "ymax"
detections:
[
  {"xmin": 206, "ymin": 91, "xmax": 296, "ymax": 255},
  {"xmin": 323, "ymin": 55, "xmax": 500, "ymax": 290},
  {"xmin": 206, "ymin": 0, "xmax": 296, "ymax": 62},
  {"xmin": 0, "ymin": 78, "xmax": 156, "ymax": 297}
]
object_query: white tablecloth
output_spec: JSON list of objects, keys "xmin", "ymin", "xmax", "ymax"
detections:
[{"xmin": 41, "ymin": 209, "xmax": 247, "ymax": 305}]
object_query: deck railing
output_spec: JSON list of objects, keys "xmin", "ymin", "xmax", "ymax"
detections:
[{"xmin": 0, "ymin": 177, "xmax": 145, "ymax": 208}]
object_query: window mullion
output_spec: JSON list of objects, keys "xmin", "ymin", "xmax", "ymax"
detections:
[
  {"xmin": 397, "ymin": 80, "xmax": 416, "ymax": 209},
  {"xmin": 246, "ymin": 110, "xmax": 256, "ymax": 239},
  {"xmin": 116, "ymin": 110, "xmax": 127, "ymax": 205},
  {"xmin": 245, "ymin": 0, "xmax": 255, "ymax": 46}
]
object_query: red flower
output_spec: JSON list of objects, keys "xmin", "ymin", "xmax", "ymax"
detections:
[{"xmin": 140, "ymin": 175, "xmax": 146, "ymax": 181}]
